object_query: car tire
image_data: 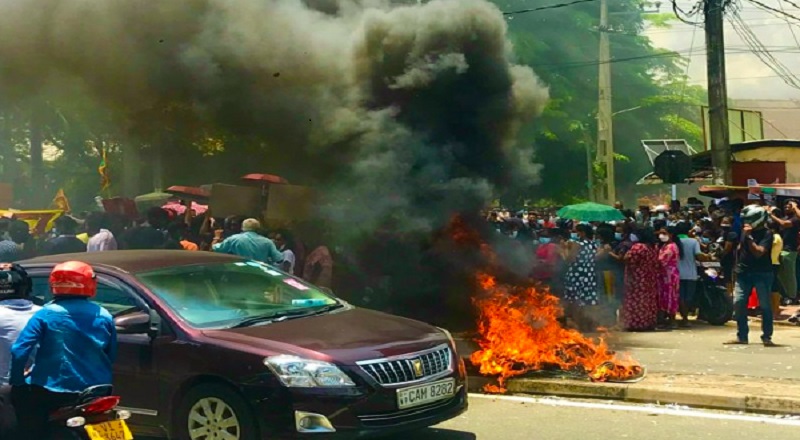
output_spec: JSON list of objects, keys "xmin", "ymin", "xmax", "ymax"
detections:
[{"xmin": 174, "ymin": 383, "xmax": 260, "ymax": 440}]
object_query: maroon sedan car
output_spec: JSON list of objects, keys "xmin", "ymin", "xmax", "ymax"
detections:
[{"xmin": 20, "ymin": 251, "xmax": 468, "ymax": 439}]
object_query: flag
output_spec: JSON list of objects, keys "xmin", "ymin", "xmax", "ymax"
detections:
[
  {"xmin": 98, "ymin": 148, "xmax": 110, "ymax": 191},
  {"xmin": 51, "ymin": 189, "xmax": 71, "ymax": 213}
]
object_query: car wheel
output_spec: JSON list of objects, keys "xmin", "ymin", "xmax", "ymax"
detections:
[{"xmin": 175, "ymin": 383, "xmax": 259, "ymax": 440}]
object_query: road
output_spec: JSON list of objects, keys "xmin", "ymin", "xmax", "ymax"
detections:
[
  {"xmin": 385, "ymin": 394, "xmax": 800, "ymax": 440},
  {"xmin": 606, "ymin": 320, "xmax": 800, "ymax": 379}
]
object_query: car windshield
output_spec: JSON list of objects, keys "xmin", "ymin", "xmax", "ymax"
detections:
[{"xmin": 136, "ymin": 261, "xmax": 339, "ymax": 329}]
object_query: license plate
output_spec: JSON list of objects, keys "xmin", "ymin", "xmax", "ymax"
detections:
[
  {"xmin": 84, "ymin": 420, "xmax": 133, "ymax": 440},
  {"xmin": 397, "ymin": 378, "xmax": 455, "ymax": 410}
]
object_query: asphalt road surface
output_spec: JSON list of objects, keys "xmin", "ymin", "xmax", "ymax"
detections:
[{"xmin": 385, "ymin": 393, "xmax": 800, "ymax": 440}]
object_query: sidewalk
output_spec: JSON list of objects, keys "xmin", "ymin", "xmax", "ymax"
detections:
[{"xmin": 456, "ymin": 319, "xmax": 800, "ymax": 414}]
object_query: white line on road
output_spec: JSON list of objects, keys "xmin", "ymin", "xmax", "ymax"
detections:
[{"xmin": 468, "ymin": 393, "xmax": 800, "ymax": 426}]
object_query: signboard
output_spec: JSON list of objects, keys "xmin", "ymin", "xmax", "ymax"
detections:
[
  {"xmin": 701, "ymin": 106, "xmax": 765, "ymax": 151},
  {"xmin": 209, "ymin": 184, "xmax": 262, "ymax": 218},
  {"xmin": 264, "ymin": 185, "xmax": 316, "ymax": 221}
]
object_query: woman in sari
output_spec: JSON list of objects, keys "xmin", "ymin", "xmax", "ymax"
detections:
[
  {"xmin": 622, "ymin": 227, "xmax": 660, "ymax": 331},
  {"xmin": 657, "ymin": 226, "xmax": 681, "ymax": 329}
]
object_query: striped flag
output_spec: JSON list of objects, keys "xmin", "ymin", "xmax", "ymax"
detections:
[
  {"xmin": 51, "ymin": 189, "xmax": 71, "ymax": 213},
  {"xmin": 98, "ymin": 148, "xmax": 110, "ymax": 191}
]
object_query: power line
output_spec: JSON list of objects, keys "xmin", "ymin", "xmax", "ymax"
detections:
[
  {"xmin": 781, "ymin": 0, "xmax": 800, "ymax": 10},
  {"xmin": 747, "ymin": 0, "xmax": 800, "ymax": 21},
  {"xmin": 502, "ymin": 0, "xmax": 597, "ymax": 16},
  {"xmin": 778, "ymin": 0, "xmax": 800, "ymax": 49}
]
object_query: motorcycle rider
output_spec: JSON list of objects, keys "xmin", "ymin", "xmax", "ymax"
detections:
[
  {"xmin": 9, "ymin": 261, "xmax": 117, "ymax": 439},
  {"xmin": 0, "ymin": 263, "xmax": 40, "ymax": 438}
]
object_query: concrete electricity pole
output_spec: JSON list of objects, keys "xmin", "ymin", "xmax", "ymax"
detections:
[
  {"xmin": 595, "ymin": 0, "xmax": 615, "ymax": 205},
  {"xmin": 704, "ymin": 0, "xmax": 731, "ymax": 185}
]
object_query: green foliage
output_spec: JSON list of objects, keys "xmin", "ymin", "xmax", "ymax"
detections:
[{"xmin": 496, "ymin": 0, "xmax": 705, "ymax": 204}]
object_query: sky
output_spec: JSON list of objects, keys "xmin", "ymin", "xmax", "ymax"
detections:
[{"xmin": 644, "ymin": 0, "xmax": 800, "ymax": 100}]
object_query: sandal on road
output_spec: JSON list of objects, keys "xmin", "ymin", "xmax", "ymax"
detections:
[{"xmin": 723, "ymin": 339, "xmax": 748, "ymax": 345}]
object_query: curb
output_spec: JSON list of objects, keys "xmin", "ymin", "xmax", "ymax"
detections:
[{"xmin": 500, "ymin": 377, "xmax": 800, "ymax": 415}]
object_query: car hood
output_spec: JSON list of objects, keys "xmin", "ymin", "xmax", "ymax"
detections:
[{"xmin": 200, "ymin": 307, "xmax": 449, "ymax": 364}]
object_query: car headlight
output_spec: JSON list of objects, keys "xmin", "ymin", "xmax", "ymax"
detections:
[{"xmin": 264, "ymin": 355, "xmax": 355, "ymax": 387}]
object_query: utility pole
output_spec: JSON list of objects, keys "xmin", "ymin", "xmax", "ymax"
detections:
[
  {"xmin": 595, "ymin": 0, "xmax": 615, "ymax": 205},
  {"xmin": 704, "ymin": 0, "xmax": 731, "ymax": 185}
]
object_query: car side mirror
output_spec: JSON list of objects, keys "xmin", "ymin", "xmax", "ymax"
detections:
[{"xmin": 115, "ymin": 311, "xmax": 151, "ymax": 335}]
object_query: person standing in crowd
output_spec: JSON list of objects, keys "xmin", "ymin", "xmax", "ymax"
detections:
[
  {"xmin": 726, "ymin": 205, "xmax": 776, "ymax": 346},
  {"xmin": 304, "ymin": 243, "xmax": 334, "ymax": 289},
  {"xmin": 273, "ymin": 230, "xmax": 297, "ymax": 274},
  {"xmin": 120, "ymin": 207, "xmax": 170, "ymax": 250},
  {"xmin": 596, "ymin": 225, "xmax": 624, "ymax": 325},
  {"xmin": 212, "ymin": 218, "xmax": 283, "ymax": 264},
  {"xmin": 0, "ymin": 219, "xmax": 20, "ymax": 262},
  {"xmin": 718, "ymin": 217, "xmax": 738, "ymax": 294},
  {"xmin": 769, "ymin": 200, "xmax": 800, "ymax": 304},
  {"xmin": 562, "ymin": 223, "xmax": 598, "ymax": 331},
  {"xmin": 164, "ymin": 222, "xmax": 198, "ymax": 251},
  {"xmin": 41, "ymin": 216, "xmax": 86, "ymax": 255},
  {"xmin": 622, "ymin": 227, "xmax": 660, "ymax": 331},
  {"xmin": 85, "ymin": 212, "xmax": 117, "ymax": 252},
  {"xmin": 7, "ymin": 221, "xmax": 35, "ymax": 260},
  {"xmin": 532, "ymin": 228, "xmax": 561, "ymax": 288},
  {"xmin": 676, "ymin": 221, "xmax": 707, "ymax": 327},
  {"xmin": 657, "ymin": 227, "xmax": 681, "ymax": 329},
  {"xmin": 769, "ymin": 219, "xmax": 784, "ymax": 318}
]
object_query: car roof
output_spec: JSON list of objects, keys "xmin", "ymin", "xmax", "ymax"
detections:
[{"xmin": 20, "ymin": 250, "xmax": 244, "ymax": 274}]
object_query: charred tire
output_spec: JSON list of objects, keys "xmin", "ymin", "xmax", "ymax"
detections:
[
  {"xmin": 174, "ymin": 383, "xmax": 260, "ymax": 440},
  {"xmin": 703, "ymin": 289, "xmax": 734, "ymax": 326}
]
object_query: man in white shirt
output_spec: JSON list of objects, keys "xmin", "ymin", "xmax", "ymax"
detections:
[
  {"xmin": 85, "ymin": 212, "xmax": 118, "ymax": 252},
  {"xmin": 273, "ymin": 231, "xmax": 296, "ymax": 274}
]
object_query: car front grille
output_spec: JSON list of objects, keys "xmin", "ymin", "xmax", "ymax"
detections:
[{"xmin": 357, "ymin": 345, "xmax": 452, "ymax": 386}]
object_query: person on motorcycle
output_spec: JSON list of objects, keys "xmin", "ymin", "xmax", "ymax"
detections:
[
  {"xmin": 9, "ymin": 261, "xmax": 117, "ymax": 439},
  {"xmin": 0, "ymin": 263, "xmax": 40, "ymax": 438},
  {"xmin": 725, "ymin": 205, "xmax": 777, "ymax": 347}
]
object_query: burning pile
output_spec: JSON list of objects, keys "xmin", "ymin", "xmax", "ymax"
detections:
[
  {"xmin": 447, "ymin": 216, "xmax": 644, "ymax": 393},
  {"xmin": 470, "ymin": 274, "xmax": 644, "ymax": 392}
]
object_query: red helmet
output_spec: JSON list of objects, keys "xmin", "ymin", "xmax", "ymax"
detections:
[{"xmin": 49, "ymin": 261, "xmax": 97, "ymax": 297}]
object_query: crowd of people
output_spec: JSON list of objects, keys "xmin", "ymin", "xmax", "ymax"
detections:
[
  {"xmin": 0, "ymin": 205, "xmax": 334, "ymax": 289},
  {"xmin": 487, "ymin": 197, "xmax": 800, "ymax": 346}
]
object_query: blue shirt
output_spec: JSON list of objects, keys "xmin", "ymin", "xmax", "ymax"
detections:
[
  {"xmin": 212, "ymin": 231, "xmax": 284, "ymax": 264},
  {"xmin": 10, "ymin": 298, "xmax": 117, "ymax": 393},
  {"xmin": 0, "ymin": 299, "xmax": 41, "ymax": 385}
]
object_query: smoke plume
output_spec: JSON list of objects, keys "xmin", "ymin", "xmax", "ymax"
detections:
[{"xmin": 0, "ymin": 0, "xmax": 549, "ymax": 324}]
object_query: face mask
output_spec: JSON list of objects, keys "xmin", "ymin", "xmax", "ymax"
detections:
[
  {"xmin": 702, "ymin": 237, "xmax": 711, "ymax": 244},
  {"xmin": 570, "ymin": 232, "xmax": 579, "ymax": 240},
  {"xmin": 721, "ymin": 224, "xmax": 731, "ymax": 229},
  {"xmin": 614, "ymin": 232, "xmax": 623, "ymax": 240},
  {"xmin": 509, "ymin": 231, "xmax": 518, "ymax": 238},
  {"xmin": 630, "ymin": 233, "xmax": 639, "ymax": 243},
  {"xmin": 659, "ymin": 234, "xmax": 669, "ymax": 242},
  {"xmin": 539, "ymin": 237, "xmax": 551, "ymax": 244},
  {"xmin": 537, "ymin": 219, "xmax": 545, "ymax": 225}
]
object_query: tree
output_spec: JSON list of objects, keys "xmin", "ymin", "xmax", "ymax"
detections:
[{"xmin": 494, "ymin": 0, "xmax": 705, "ymax": 204}]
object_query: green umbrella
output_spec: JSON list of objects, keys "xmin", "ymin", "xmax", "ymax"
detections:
[{"xmin": 556, "ymin": 202, "xmax": 624, "ymax": 222}]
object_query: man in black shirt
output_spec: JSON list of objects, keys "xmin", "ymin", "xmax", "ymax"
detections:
[
  {"xmin": 41, "ymin": 216, "xmax": 86, "ymax": 255},
  {"xmin": 120, "ymin": 207, "xmax": 170, "ymax": 250},
  {"xmin": 769, "ymin": 199, "xmax": 800, "ymax": 302},
  {"xmin": 726, "ymin": 205, "xmax": 776, "ymax": 346}
]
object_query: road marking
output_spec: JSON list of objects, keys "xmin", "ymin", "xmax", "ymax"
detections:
[{"xmin": 468, "ymin": 393, "xmax": 800, "ymax": 426}]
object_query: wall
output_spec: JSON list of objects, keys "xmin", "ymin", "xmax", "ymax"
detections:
[{"xmin": 734, "ymin": 146, "xmax": 800, "ymax": 182}]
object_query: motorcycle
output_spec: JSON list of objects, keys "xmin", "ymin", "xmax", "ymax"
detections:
[
  {"xmin": 49, "ymin": 385, "xmax": 133, "ymax": 440},
  {"xmin": 694, "ymin": 261, "xmax": 734, "ymax": 325}
]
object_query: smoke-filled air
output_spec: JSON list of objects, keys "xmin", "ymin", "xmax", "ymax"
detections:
[{"xmin": 0, "ymin": 0, "xmax": 548, "ymax": 324}]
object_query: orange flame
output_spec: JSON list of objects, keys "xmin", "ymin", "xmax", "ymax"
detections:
[{"xmin": 452, "ymin": 216, "xmax": 642, "ymax": 393}]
